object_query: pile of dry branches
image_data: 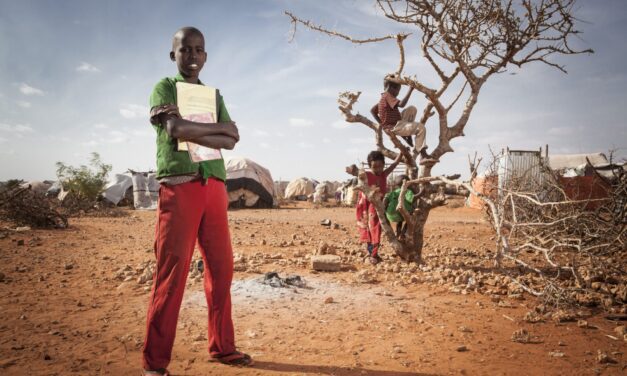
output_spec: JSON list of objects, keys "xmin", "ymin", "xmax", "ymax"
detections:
[
  {"xmin": 471, "ymin": 161, "xmax": 626, "ymax": 310},
  {"xmin": 0, "ymin": 184, "xmax": 68, "ymax": 229}
]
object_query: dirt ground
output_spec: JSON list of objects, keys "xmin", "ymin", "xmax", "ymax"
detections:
[{"xmin": 0, "ymin": 201, "xmax": 625, "ymax": 375}]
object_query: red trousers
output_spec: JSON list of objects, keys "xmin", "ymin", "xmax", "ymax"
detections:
[
  {"xmin": 356, "ymin": 192, "xmax": 381, "ymax": 256},
  {"xmin": 142, "ymin": 178, "xmax": 235, "ymax": 370}
]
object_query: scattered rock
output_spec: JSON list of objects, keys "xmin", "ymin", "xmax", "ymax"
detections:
[
  {"xmin": 548, "ymin": 351, "xmax": 565, "ymax": 358},
  {"xmin": 523, "ymin": 311, "xmax": 544, "ymax": 323},
  {"xmin": 458, "ymin": 326, "xmax": 472, "ymax": 333},
  {"xmin": 324, "ymin": 296, "xmax": 334, "ymax": 304},
  {"xmin": 193, "ymin": 334, "xmax": 206, "ymax": 342},
  {"xmin": 354, "ymin": 269, "xmax": 377, "ymax": 284},
  {"xmin": 316, "ymin": 241, "xmax": 336, "ymax": 255},
  {"xmin": 456, "ymin": 345, "xmax": 468, "ymax": 352},
  {"xmin": 320, "ymin": 219, "xmax": 331, "ymax": 226},
  {"xmin": 577, "ymin": 320, "xmax": 589, "ymax": 328},
  {"xmin": 0, "ymin": 272, "xmax": 4, "ymax": 282},
  {"xmin": 64, "ymin": 263, "xmax": 74, "ymax": 270},
  {"xmin": 596, "ymin": 350, "xmax": 617, "ymax": 364},
  {"xmin": 511, "ymin": 329, "xmax": 531, "ymax": 343},
  {"xmin": 16, "ymin": 239, "xmax": 24, "ymax": 246},
  {"xmin": 552, "ymin": 310, "xmax": 576, "ymax": 323},
  {"xmin": 310, "ymin": 255, "xmax": 341, "ymax": 272},
  {"xmin": 15, "ymin": 226, "xmax": 31, "ymax": 232},
  {"xmin": 613, "ymin": 325, "xmax": 626, "ymax": 336}
]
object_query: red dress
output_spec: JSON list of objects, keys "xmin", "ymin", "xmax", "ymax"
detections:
[{"xmin": 356, "ymin": 171, "xmax": 389, "ymax": 256}]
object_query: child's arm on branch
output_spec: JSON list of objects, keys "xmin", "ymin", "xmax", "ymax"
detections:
[
  {"xmin": 155, "ymin": 104, "xmax": 239, "ymax": 149},
  {"xmin": 398, "ymin": 87, "xmax": 414, "ymax": 108},
  {"xmin": 384, "ymin": 151, "xmax": 405, "ymax": 175},
  {"xmin": 370, "ymin": 103, "xmax": 382, "ymax": 124}
]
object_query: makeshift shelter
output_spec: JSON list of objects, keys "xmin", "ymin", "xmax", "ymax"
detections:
[
  {"xmin": 274, "ymin": 181, "xmax": 289, "ymax": 199},
  {"xmin": 102, "ymin": 174, "xmax": 133, "ymax": 206},
  {"xmin": 19, "ymin": 181, "xmax": 52, "ymax": 195},
  {"xmin": 131, "ymin": 172, "xmax": 159, "ymax": 210},
  {"xmin": 313, "ymin": 181, "xmax": 334, "ymax": 203},
  {"xmin": 225, "ymin": 157, "xmax": 275, "ymax": 208},
  {"xmin": 284, "ymin": 177, "xmax": 315, "ymax": 200}
]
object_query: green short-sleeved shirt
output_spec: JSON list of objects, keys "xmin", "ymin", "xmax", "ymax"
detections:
[
  {"xmin": 385, "ymin": 188, "xmax": 414, "ymax": 223},
  {"xmin": 149, "ymin": 73, "xmax": 230, "ymax": 181}
]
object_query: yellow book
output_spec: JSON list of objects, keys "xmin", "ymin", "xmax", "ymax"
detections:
[{"xmin": 175, "ymin": 82, "xmax": 222, "ymax": 162}]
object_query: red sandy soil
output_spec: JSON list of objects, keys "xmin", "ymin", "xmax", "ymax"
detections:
[{"xmin": 0, "ymin": 201, "xmax": 625, "ymax": 375}]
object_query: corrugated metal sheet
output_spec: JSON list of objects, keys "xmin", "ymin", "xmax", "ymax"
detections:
[{"xmin": 498, "ymin": 149, "xmax": 547, "ymax": 191}]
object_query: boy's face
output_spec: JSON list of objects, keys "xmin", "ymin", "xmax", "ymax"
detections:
[
  {"xmin": 370, "ymin": 160, "xmax": 385, "ymax": 175},
  {"xmin": 170, "ymin": 31, "xmax": 207, "ymax": 82},
  {"xmin": 387, "ymin": 83, "xmax": 401, "ymax": 97}
]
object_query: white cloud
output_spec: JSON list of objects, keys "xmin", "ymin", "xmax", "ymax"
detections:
[
  {"xmin": 16, "ymin": 100, "xmax": 31, "ymax": 108},
  {"xmin": 253, "ymin": 129, "xmax": 269, "ymax": 137},
  {"xmin": 0, "ymin": 137, "xmax": 6, "ymax": 143},
  {"xmin": 94, "ymin": 123, "xmax": 109, "ymax": 129},
  {"xmin": 289, "ymin": 118, "xmax": 314, "ymax": 127},
  {"xmin": 296, "ymin": 141, "xmax": 314, "ymax": 148},
  {"xmin": 260, "ymin": 142, "xmax": 270, "ymax": 149},
  {"xmin": 131, "ymin": 129, "xmax": 153, "ymax": 137},
  {"xmin": 108, "ymin": 130, "xmax": 128, "ymax": 143},
  {"xmin": 0, "ymin": 123, "xmax": 34, "ymax": 133},
  {"xmin": 547, "ymin": 127, "xmax": 570, "ymax": 136},
  {"xmin": 349, "ymin": 137, "xmax": 372, "ymax": 144},
  {"xmin": 322, "ymin": 138, "xmax": 331, "ymax": 144},
  {"xmin": 82, "ymin": 140, "xmax": 99, "ymax": 147},
  {"xmin": 19, "ymin": 83, "xmax": 44, "ymax": 96},
  {"xmin": 275, "ymin": 131, "xmax": 286, "ymax": 137},
  {"xmin": 76, "ymin": 62, "xmax": 101, "ymax": 72},
  {"xmin": 119, "ymin": 104, "xmax": 149, "ymax": 119},
  {"xmin": 332, "ymin": 120, "xmax": 350, "ymax": 129}
]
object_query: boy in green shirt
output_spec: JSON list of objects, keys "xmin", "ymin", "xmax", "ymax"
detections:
[
  {"xmin": 142, "ymin": 27, "xmax": 252, "ymax": 375},
  {"xmin": 383, "ymin": 174, "xmax": 414, "ymax": 239}
]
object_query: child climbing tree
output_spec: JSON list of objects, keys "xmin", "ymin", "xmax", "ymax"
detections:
[{"xmin": 286, "ymin": 0, "xmax": 592, "ymax": 263}]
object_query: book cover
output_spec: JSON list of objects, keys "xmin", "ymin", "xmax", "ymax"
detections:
[{"xmin": 175, "ymin": 82, "xmax": 222, "ymax": 162}]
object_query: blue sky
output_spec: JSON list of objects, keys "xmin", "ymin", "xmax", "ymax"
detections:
[{"xmin": 0, "ymin": 0, "xmax": 625, "ymax": 182}]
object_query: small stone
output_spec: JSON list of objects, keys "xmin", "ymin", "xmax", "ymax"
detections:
[
  {"xmin": 44, "ymin": 354, "xmax": 51, "ymax": 361},
  {"xmin": 260, "ymin": 239, "xmax": 266, "ymax": 246},
  {"xmin": 0, "ymin": 272, "xmax": 5, "ymax": 282},
  {"xmin": 613, "ymin": 325, "xmax": 626, "ymax": 336},
  {"xmin": 596, "ymin": 350, "xmax": 616, "ymax": 364},
  {"xmin": 458, "ymin": 326, "xmax": 472, "ymax": 333},
  {"xmin": 456, "ymin": 345, "xmax": 468, "ymax": 352},
  {"xmin": 15, "ymin": 226, "xmax": 31, "ymax": 232},
  {"xmin": 64, "ymin": 264, "xmax": 74, "ymax": 270},
  {"xmin": 16, "ymin": 239, "xmax": 25, "ymax": 246},
  {"xmin": 577, "ymin": 320, "xmax": 588, "ymax": 328},
  {"xmin": 548, "ymin": 351, "xmax": 565, "ymax": 357},
  {"xmin": 193, "ymin": 334, "xmax": 206, "ymax": 342},
  {"xmin": 324, "ymin": 296, "xmax": 334, "ymax": 304},
  {"xmin": 511, "ymin": 329, "xmax": 530, "ymax": 343}
]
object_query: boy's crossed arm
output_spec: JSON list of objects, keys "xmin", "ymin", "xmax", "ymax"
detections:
[{"xmin": 154, "ymin": 104, "xmax": 239, "ymax": 150}]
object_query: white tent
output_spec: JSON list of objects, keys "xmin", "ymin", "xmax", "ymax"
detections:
[
  {"xmin": 102, "ymin": 174, "xmax": 133, "ymax": 205},
  {"xmin": 548, "ymin": 153, "xmax": 608, "ymax": 171},
  {"xmin": 226, "ymin": 157, "xmax": 275, "ymax": 208},
  {"xmin": 131, "ymin": 172, "xmax": 159, "ymax": 210},
  {"xmin": 284, "ymin": 177, "xmax": 315, "ymax": 200}
]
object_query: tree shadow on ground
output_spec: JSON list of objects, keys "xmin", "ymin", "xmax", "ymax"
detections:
[{"xmin": 251, "ymin": 361, "xmax": 438, "ymax": 376}]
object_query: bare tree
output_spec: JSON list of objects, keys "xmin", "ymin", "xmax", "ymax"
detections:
[{"xmin": 286, "ymin": 0, "xmax": 592, "ymax": 262}]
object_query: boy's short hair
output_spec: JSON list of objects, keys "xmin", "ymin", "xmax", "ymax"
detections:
[
  {"xmin": 367, "ymin": 150, "xmax": 385, "ymax": 165},
  {"xmin": 172, "ymin": 26, "xmax": 204, "ymax": 50},
  {"xmin": 383, "ymin": 75, "xmax": 401, "ymax": 90},
  {"xmin": 394, "ymin": 174, "xmax": 409, "ymax": 185}
]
